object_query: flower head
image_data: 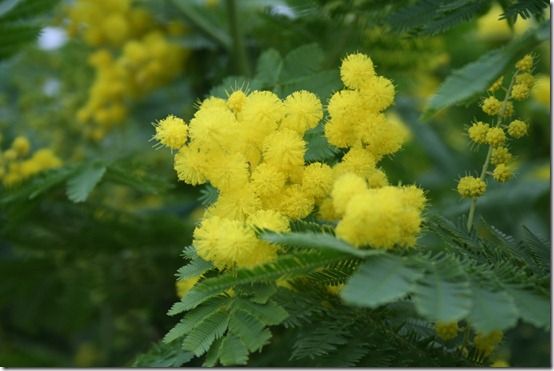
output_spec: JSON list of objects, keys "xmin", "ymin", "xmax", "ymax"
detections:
[
  {"xmin": 485, "ymin": 127, "xmax": 506, "ymax": 147},
  {"xmin": 492, "ymin": 163, "xmax": 512, "ymax": 182},
  {"xmin": 154, "ymin": 114, "xmax": 188, "ymax": 150},
  {"xmin": 457, "ymin": 176, "xmax": 486, "ymax": 198},
  {"xmin": 468, "ymin": 122, "xmax": 490, "ymax": 144},
  {"xmin": 515, "ymin": 54, "xmax": 533, "ymax": 72},
  {"xmin": 482, "ymin": 96, "xmax": 502, "ymax": 116},
  {"xmin": 507, "ymin": 119, "xmax": 528, "ymax": 138},
  {"xmin": 340, "ymin": 53, "xmax": 375, "ymax": 90}
]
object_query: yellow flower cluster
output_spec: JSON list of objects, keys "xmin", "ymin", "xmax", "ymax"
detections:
[
  {"xmin": 460, "ymin": 54, "xmax": 534, "ymax": 200},
  {"xmin": 0, "ymin": 136, "xmax": 62, "ymax": 187},
  {"xmin": 474, "ymin": 330, "xmax": 503, "ymax": 356},
  {"xmin": 434, "ymin": 321, "xmax": 459, "ymax": 341},
  {"xmin": 153, "ymin": 53, "xmax": 426, "ymax": 268},
  {"xmin": 69, "ymin": 0, "xmax": 187, "ymax": 140}
]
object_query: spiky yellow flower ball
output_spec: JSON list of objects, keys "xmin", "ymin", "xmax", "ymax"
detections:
[
  {"xmin": 468, "ymin": 122, "xmax": 490, "ymax": 144},
  {"xmin": 331, "ymin": 173, "xmax": 368, "ymax": 217},
  {"xmin": 174, "ymin": 144, "xmax": 207, "ymax": 185},
  {"xmin": 457, "ymin": 176, "xmax": 486, "ymax": 198},
  {"xmin": 435, "ymin": 322, "xmax": 459, "ymax": 341},
  {"xmin": 340, "ymin": 53, "xmax": 375, "ymax": 90},
  {"xmin": 333, "ymin": 147, "xmax": 376, "ymax": 179},
  {"xmin": 194, "ymin": 216, "xmax": 276, "ymax": 269},
  {"xmin": 11, "ymin": 136, "xmax": 30, "ymax": 156},
  {"xmin": 511, "ymin": 83, "xmax": 530, "ymax": 101},
  {"xmin": 302, "ymin": 162, "xmax": 334, "ymax": 201},
  {"xmin": 154, "ymin": 115, "xmax": 188, "ymax": 150},
  {"xmin": 482, "ymin": 96, "xmax": 502, "ymax": 116},
  {"xmin": 247, "ymin": 210, "xmax": 289, "ymax": 232},
  {"xmin": 485, "ymin": 127, "xmax": 506, "ymax": 147},
  {"xmin": 280, "ymin": 90, "xmax": 323, "ymax": 134},
  {"xmin": 251, "ymin": 163, "xmax": 286, "ymax": 197},
  {"xmin": 474, "ymin": 330, "xmax": 503, "ymax": 356},
  {"xmin": 488, "ymin": 76, "xmax": 504, "ymax": 92},
  {"xmin": 516, "ymin": 72, "xmax": 535, "ymax": 89},
  {"xmin": 336, "ymin": 186, "xmax": 425, "ymax": 248},
  {"xmin": 491, "ymin": 146, "xmax": 512, "ymax": 165},
  {"xmin": 507, "ymin": 119, "xmax": 528, "ymax": 138},
  {"xmin": 515, "ymin": 54, "xmax": 533, "ymax": 72},
  {"xmin": 492, "ymin": 163, "xmax": 512, "ymax": 182},
  {"xmin": 277, "ymin": 184, "xmax": 314, "ymax": 219},
  {"xmin": 227, "ymin": 90, "xmax": 247, "ymax": 113},
  {"xmin": 262, "ymin": 129, "xmax": 305, "ymax": 173}
]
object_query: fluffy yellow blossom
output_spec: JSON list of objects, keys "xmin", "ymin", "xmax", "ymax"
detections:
[
  {"xmin": 262, "ymin": 129, "xmax": 305, "ymax": 174},
  {"xmin": 280, "ymin": 90, "xmax": 323, "ymax": 134},
  {"xmin": 208, "ymin": 186, "xmax": 261, "ymax": 221},
  {"xmin": 482, "ymin": 96, "xmax": 502, "ymax": 116},
  {"xmin": 507, "ymin": 120, "xmax": 528, "ymax": 138},
  {"xmin": 492, "ymin": 164, "xmax": 512, "ymax": 182},
  {"xmin": 227, "ymin": 90, "xmax": 247, "ymax": 113},
  {"xmin": 11, "ymin": 136, "xmax": 30, "ymax": 156},
  {"xmin": 488, "ymin": 76, "xmax": 504, "ymax": 92},
  {"xmin": 457, "ymin": 176, "xmax": 486, "ymax": 198},
  {"xmin": 360, "ymin": 76, "xmax": 396, "ymax": 112},
  {"xmin": 336, "ymin": 186, "xmax": 425, "ymax": 248},
  {"xmin": 435, "ymin": 322, "xmax": 459, "ymax": 341},
  {"xmin": 340, "ymin": 53, "xmax": 375, "ymax": 90},
  {"xmin": 511, "ymin": 83, "xmax": 530, "ymax": 101},
  {"xmin": 241, "ymin": 91, "xmax": 284, "ymax": 144},
  {"xmin": 366, "ymin": 168, "xmax": 389, "ymax": 188},
  {"xmin": 333, "ymin": 147, "xmax": 376, "ymax": 179},
  {"xmin": 302, "ymin": 162, "xmax": 334, "ymax": 201},
  {"xmin": 532, "ymin": 74, "xmax": 549, "ymax": 107},
  {"xmin": 153, "ymin": 115, "xmax": 188, "ymax": 150},
  {"xmin": 468, "ymin": 122, "xmax": 490, "ymax": 144},
  {"xmin": 176, "ymin": 276, "xmax": 200, "ymax": 297},
  {"xmin": 331, "ymin": 173, "xmax": 368, "ymax": 217},
  {"xmin": 515, "ymin": 54, "xmax": 533, "ymax": 72},
  {"xmin": 491, "ymin": 146, "xmax": 512, "ymax": 165},
  {"xmin": 515, "ymin": 72, "xmax": 534, "ymax": 89},
  {"xmin": 485, "ymin": 127, "xmax": 506, "ymax": 147},
  {"xmin": 277, "ymin": 184, "xmax": 314, "ymax": 220},
  {"xmin": 317, "ymin": 197, "xmax": 338, "ymax": 221},
  {"xmin": 474, "ymin": 330, "xmax": 503, "ymax": 357},
  {"xmin": 251, "ymin": 163, "xmax": 286, "ymax": 198},
  {"xmin": 499, "ymin": 101, "xmax": 513, "ymax": 118},
  {"xmin": 174, "ymin": 144, "xmax": 208, "ymax": 185},
  {"xmin": 194, "ymin": 216, "xmax": 276, "ymax": 269}
]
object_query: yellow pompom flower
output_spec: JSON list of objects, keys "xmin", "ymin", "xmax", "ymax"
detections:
[
  {"xmin": 317, "ymin": 197, "xmax": 338, "ymax": 221},
  {"xmin": 153, "ymin": 115, "xmax": 188, "ymax": 150},
  {"xmin": 331, "ymin": 173, "xmax": 368, "ymax": 217},
  {"xmin": 302, "ymin": 162, "xmax": 334, "ymax": 201},
  {"xmin": 531, "ymin": 74, "xmax": 549, "ymax": 107},
  {"xmin": 251, "ymin": 163, "xmax": 286, "ymax": 198},
  {"xmin": 336, "ymin": 186, "xmax": 424, "ymax": 248},
  {"xmin": 435, "ymin": 322, "xmax": 459, "ymax": 341},
  {"xmin": 474, "ymin": 330, "xmax": 503, "ymax": 356},
  {"xmin": 227, "ymin": 90, "xmax": 247, "ymax": 113},
  {"xmin": 488, "ymin": 76, "xmax": 504, "ymax": 92},
  {"xmin": 176, "ymin": 275, "xmax": 200, "ymax": 297},
  {"xmin": 340, "ymin": 53, "xmax": 375, "ymax": 90},
  {"xmin": 262, "ymin": 129, "xmax": 305, "ymax": 173},
  {"xmin": 208, "ymin": 186, "xmax": 261, "ymax": 221},
  {"xmin": 360, "ymin": 76, "xmax": 396, "ymax": 112},
  {"xmin": 492, "ymin": 163, "xmax": 512, "ymax": 182},
  {"xmin": 241, "ymin": 91, "xmax": 284, "ymax": 141},
  {"xmin": 516, "ymin": 72, "xmax": 535, "ymax": 89},
  {"xmin": 194, "ymin": 216, "xmax": 276, "ymax": 269},
  {"xmin": 277, "ymin": 184, "xmax": 314, "ymax": 219},
  {"xmin": 491, "ymin": 146, "xmax": 512, "ymax": 165},
  {"xmin": 11, "ymin": 136, "xmax": 30, "ymax": 156},
  {"xmin": 515, "ymin": 54, "xmax": 533, "ymax": 72},
  {"xmin": 468, "ymin": 122, "xmax": 490, "ymax": 144},
  {"xmin": 499, "ymin": 101, "xmax": 513, "ymax": 118},
  {"xmin": 324, "ymin": 118, "xmax": 357, "ymax": 148},
  {"xmin": 485, "ymin": 127, "xmax": 506, "ymax": 147},
  {"xmin": 280, "ymin": 90, "xmax": 323, "ymax": 134},
  {"xmin": 482, "ymin": 96, "xmax": 501, "ymax": 116},
  {"xmin": 333, "ymin": 147, "xmax": 376, "ymax": 179},
  {"xmin": 457, "ymin": 176, "xmax": 486, "ymax": 198},
  {"xmin": 366, "ymin": 168, "xmax": 389, "ymax": 188},
  {"xmin": 327, "ymin": 90, "xmax": 364, "ymax": 122},
  {"xmin": 507, "ymin": 119, "xmax": 528, "ymax": 138},
  {"xmin": 510, "ymin": 83, "xmax": 530, "ymax": 101},
  {"xmin": 174, "ymin": 144, "xmax": 207, "ymax": 185}
]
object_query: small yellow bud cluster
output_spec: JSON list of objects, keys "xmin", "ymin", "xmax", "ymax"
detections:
[
  {"xmin": 0, "ymin": 136, "xmax": 62, "ymax": 188},
  {"xmin": 462, "ymin": 55, "xmax": 534, "ymax": 201},
  {"xmin": 153, "ymin": 53, "xmax": 426, "ymax": 268},
  {"xmin": 457, "ymin": 176, "xmax": 487, "ymax": 198},
  {"xmin": 435, "ymin": 321, "xmax": 459, "ymax": 341},
  {"xmin": 474, "ymin": 330, "xmax": 503, "ymax": 357},
  {"xmin": 69, "ymin": 0, "xmax": 187, "ymax": 141}
]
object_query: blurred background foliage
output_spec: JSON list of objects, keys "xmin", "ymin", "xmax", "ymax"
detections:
[{"xmin": 0, "ymin": 0, "xmax": 550, "ymax": 366}]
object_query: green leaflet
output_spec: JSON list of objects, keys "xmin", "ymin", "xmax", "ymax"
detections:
[
  {"xmin": 228, "ymin": 309, "xmax": 272, "ymax": 352},
  {"xmin": 467, "ymin": 286, "xmax": 519, "ymax": 333},
  {"xmin": 341, "ymin": 254, "xmax": 423, "ymax": 308},
  {"xmin": 65, "ymin": 162, "xmax": 106, "ymax": 203},
  {"xmin": 423, "ymin": 21, "xmax": 549, "ymax": 118},
  {"xmin": 412, "ymin": 256, "xmax": 473, "ymax": 322},
  {"xmin": 505, "ymin": 286, "xmax": 549, "ymax": 330},
  {"xmin": 218, "ymin": 334, "xmax": 249, "ymax": 366},
  {"xmin": 182, "ymin": 310, "xmax": 229, "ymax": 356}
]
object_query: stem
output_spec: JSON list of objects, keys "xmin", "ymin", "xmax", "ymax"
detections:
[
  {"xmin": 466, "ymin": 72, "xmax": 517, "ymax": 232},
  {"xmin": 225, "ymin": 0, "xmax": 250, "ymax": 76}
]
